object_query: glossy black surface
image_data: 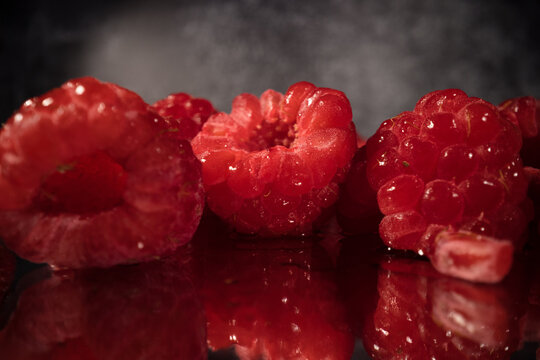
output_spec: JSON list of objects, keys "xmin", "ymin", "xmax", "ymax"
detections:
[{"xmin": 0, "ymin": 215, "xmax": 539, "ymax": 359}]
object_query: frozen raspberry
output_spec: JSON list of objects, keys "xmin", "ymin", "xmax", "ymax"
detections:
[
  {"xmin": 0, "ymin": 77, "xmax": 204, "ymax": 268},
  {"xmin": 362, "ymin": 257, "xmax": 526, "ymax": 360},
  {"xmin": 0, "ymin": 254, "xmax": 206, "ymax": 359},
  {"xmin": 365, "ymin": 89, "xmax": 529, "ymax": 282},
  {"xmin": 337, "ymin": 146, "xmax": 383, "ymax": 234},
  {"xmin": 153, "ymin": 92, "xmax": 217, "ymax": 140},
  {"xmin": 191, "ymin": 82, "xmax": 357, "ymax": 235},
  {"xmin": 191, "ymin": 218, "xmax": 355, "ymax": 359}
]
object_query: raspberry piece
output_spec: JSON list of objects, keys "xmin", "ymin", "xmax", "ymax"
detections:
[
  {"xmin": 0, "ymin": 254, "xmax": 207, "ymax": 359},
  {"xmin": 192, "ymin": 219, "xmax": 355, "ymax": 359},
  {"xmin": 192, "ymin": 82, "xmax": 357, "ymax": 235},
  {"xmin": 152, "ymin": 92, "xmax": 216, "ymax": 140},
  {"xmin": 365, "ymin": 89, "xmax": 529, "ymax": 282},
  {"xmin": 0, "ymin": 77, "xmax": 204, "ymax": 268},
  {"xmin": 430, "ymin": 230, "xmax": 514, "ymax": 283}
]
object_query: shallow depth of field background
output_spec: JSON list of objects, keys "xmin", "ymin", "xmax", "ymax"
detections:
[{"xmin": 1, "ymin": 0, "xmax": 539, "ymax": 137}]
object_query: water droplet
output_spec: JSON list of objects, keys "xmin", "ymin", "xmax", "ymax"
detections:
[
  {"xmin": 42, "ymin": 97, "xmax": 54, "ymax": 107},
  {"xmin": 75, "ymin": 85, "xmax": 86, "ymax": 95}
]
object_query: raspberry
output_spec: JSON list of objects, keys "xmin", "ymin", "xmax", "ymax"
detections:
[
  {"xmin": 362, "ymin": 257, "xmax": 525, "ymax": 359},
  {"xmin": 0, "ymin": 254, "xmax": 207, "ymax": 359},
  {"xmin": 0, "ymin": 77, "xmax": 204, "ymax": 268},
  {"xmin": 191, "ymin": 217, "xmax": 355, "ymax": 359},
  {"xmin": 365, "ymin": 89, "xmax": 529, "ymax": 282},
  {"xmin": 499, "ymin": 96, "xmax": 540, "ymax": 158},
  {"xmin": 153, "ymin": 92, "xmax": 217, "ymax": 140},
  {"xmin": 192, "ymin": 82, "xmax": 357, "ymax": 235},
  {"xmin": 336, "ymin": 146, "xmax": 383, "ymax": 234}
]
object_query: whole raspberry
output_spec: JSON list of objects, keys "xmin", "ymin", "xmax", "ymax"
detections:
[
  {"xmin": 0, "ymin": 77, "xmax": 204, "ymax": 269},
  {"xmin": 191, "ymin": 81, "xmax": 357, "ymax": 235},
  {"xmin": 153, "ymin": 92, "xmax": 217, "ymax": 140},
  {"xmin": 365, "ymin": 89, "xmax": 529, "ymax": 283}
]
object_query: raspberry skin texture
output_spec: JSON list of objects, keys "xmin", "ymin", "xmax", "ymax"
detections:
[
  {"xmin": 0, "ymin": 77, "xmax": 204, "ymax": 269},
  {"xmin": 365, "ymin": 89, "xmax": 529, "ymax": 283},
  {"xmin": 499, "ymin": 96, "xmax": 540, "ymax": 168},
  {"xmin": 152, "ymin": 92, "xmax": 217, "ymax": 140},
  {"xmin": 191, "ymin": 81, "xmax": 357, "ymax": 235}
]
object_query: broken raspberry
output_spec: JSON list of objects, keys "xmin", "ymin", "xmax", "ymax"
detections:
[
  {"xmin": 191, "ymin": 218, "xmax": 355, "ymax": 359},
  {"xmin": 364, "ymin": 89, "xmax": 529, "ymax": 282},
  {"xmin": 191, "ymin": 82, "xmax": 357, "ymax": 235},
  {"xmin": 430, "ymin": 230, "xmax": 514, "ymax": 283},
  {"xmin": 0, "ymin": 77, "xmax": 204, "ymax": 268},
  {"xmin": 0, "ymin": 254, "xmax": 207, "ymax": 359},
  {"xmin": 153, "ymin": 92, "xmax": 217, "ymax": 140}
]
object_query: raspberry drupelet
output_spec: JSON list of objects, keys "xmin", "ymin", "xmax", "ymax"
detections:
[
  {"xmin": 0, "ymin": 77, "xmax": 204, "ymax": 269},
  {"xmin": 153, "ymin": 92, "xmax": 217, "ymax": 140},
  {"xmin": 499, "ymin": 96, "xmax": 540, "ymax": 168},
  {"xmin": 191, "ymin": 81, "xmax": 357, "ymax": 235},
  {"xmin": 365, "ymin": 89, "xmax": 530, "ymax": 283}
]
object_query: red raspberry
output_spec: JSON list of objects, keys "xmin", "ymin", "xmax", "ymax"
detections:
[
  {"xmin": 365, "ymin": 89, "xmax": 529, "ymax": 283},
  {"xmin": 0, "ymin": 77, "xmax": 204, "ymax": 268},
  {"xmin": 336, "ymin": 146, "xmax": 382, "ymax": 234},
  {"xmin": 0, "ymin": 254, "xmax": 207, "ymax": 359},
  {"xmin": 191, "ymin": 218, "xmax": 355, "ymax": 359},
  {"xmin": 191, "ymin": 81, "xmax": 357, "ymax": 235},
  {"xmin": 153, "ymin": 92, "xmax": 217, "ymax": 140},
  {"xmin": 499, "ymin": 96, "xmax": 540, "ymax": 168}
]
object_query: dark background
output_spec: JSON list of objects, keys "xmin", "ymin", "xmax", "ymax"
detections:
[{"xmin": 1, "ymin": 0, "xmax": 539, "ymax": 137}]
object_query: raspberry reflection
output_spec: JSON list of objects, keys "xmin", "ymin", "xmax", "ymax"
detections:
[
  {"xmin": 361, "ymin": 256, "xmax": 529, "ymax": 359},
  {"xmin": 191, "ymin": 216, "xmax": 354, "ymax": 359},
  {"xmin": 0, "ymin": 252, "xmax": 207, "ymax": 359}
]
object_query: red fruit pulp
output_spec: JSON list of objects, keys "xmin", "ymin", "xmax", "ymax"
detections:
[
  {"xmin": 0, "ymin": 77, "xmax": 205, "ymax": 268},
  {"xmin": 34, "ymin": 151, "xmax": 127, "ymax": 214}
]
